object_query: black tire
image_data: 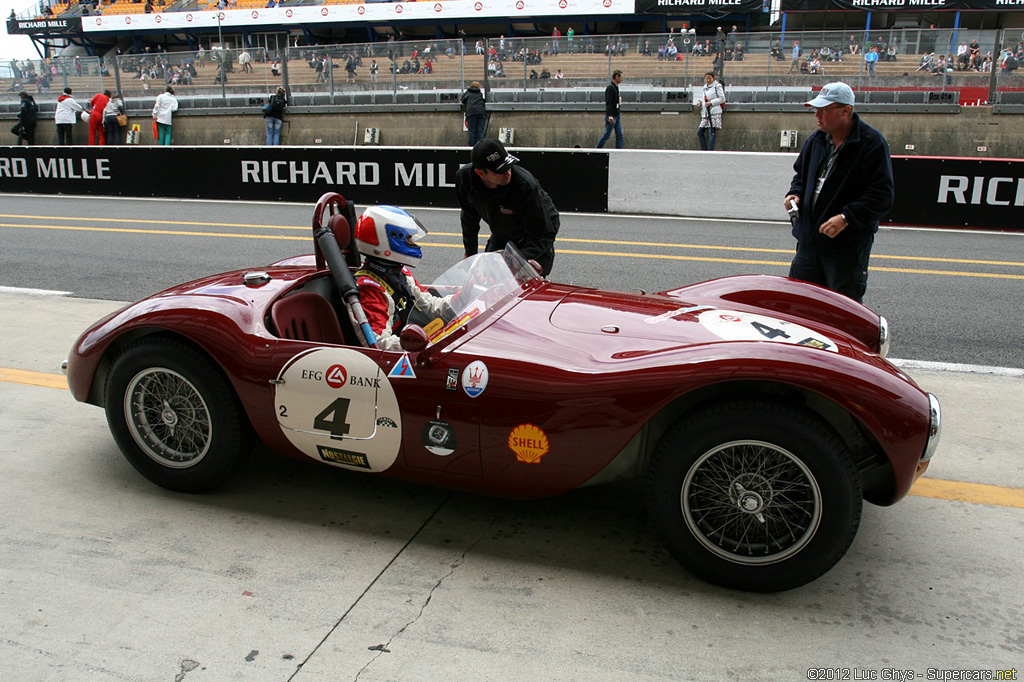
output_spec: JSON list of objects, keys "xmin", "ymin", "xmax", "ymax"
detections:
[
  {"xmin": 647, "ymin": 400, "xmax": 862, "ymax": 592},
  {"xmin": 105, "ymin": 337, "xmax": 254, "ymax": 493}
]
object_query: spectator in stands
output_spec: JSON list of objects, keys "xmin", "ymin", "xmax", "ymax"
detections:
[
  {"xmin": 848, "ymin": 36, "xmax": 860, "ymax": 56},
  {"xmin": 540, "ymin": 67, "xmax": 550, "ymax": 79},
  {"xmin": 423, "ymin": 58, "xmax": 433, "ymax": 75},
  {"xmin": 239, "ymin": 50, "xmax": 253, "ymax": 74},
  {"xmin": 345, "ymin": 55, "xmax": 357, "ymax": 80},
  {"xmin": 554, "ymin": 69, "xmax": 563, "ymax": 80},
  {"xmin": 809, "ymin": 56, "xmax": 821, "ymax": 74},
  {"xmin": 567, "ymin": 27, "xmax": 574, "ymax": 52},
  {"xmin": 270, "ymin": 59, "xmax": 280, "ymax": 77},
  {"xmin": 152, "ymin": 85, "xmax": 178, "ymax": 145},
  {"xmin": 864, "ymin": 46, "xmax": 879, "ymax": 77},
  {"xmin": 456, "ymin": 139, "xmax": 560, "ymax": 277},
  {"xmin": 87, "ymin": 90, "xmax": 109, "ymax": 145},
  {"xmin": 461, "ymin": 81, "xmax": 487, "ymax": 146},
  {"xmin": 784, "ymin": 82, "xmax": 894, "ymax": 303},
  {"xmin": 264, "ymin": 86, "xmax": 286, "ymax": 145},
  {"xmin": 788, "ymin": 41, "xmax": 801, "ymax": 74},
  {"xmin": 595, "ymin": 69, "xmax": 624, "ymax": 149},
  {"xmin": 55, "ymin": 87, "xmax": 83, "ymax": 145},
  {"xmin": 16, "ymin": 91, "xmax": 38, "ymax": 146},
  {"xmin": 197, "ymin": 46, "xmax": 206, "ymax": 68},
  {"xmin": 917, "ymin": 53, "xmax": 935, "ymax": 72},
  {"xmin": 697, "ymin": 72, "xmax": 725, "ymax": 151},
  {"xmin": 103, "ymin": 90, "xmax": 124, "ymax": 146},
  {"xmin": 370, "ymin": 60, "xmax": 378, "ymax": 83}
]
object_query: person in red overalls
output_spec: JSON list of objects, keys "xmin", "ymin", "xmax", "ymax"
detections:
[{"xmin": 88, "ymin": 90, "xmax": 110, "ymax": 145}]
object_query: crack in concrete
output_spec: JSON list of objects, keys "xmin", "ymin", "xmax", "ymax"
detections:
[{"xmin": 352, "ymin": 513, "xmax": 499, "ymax": 682}]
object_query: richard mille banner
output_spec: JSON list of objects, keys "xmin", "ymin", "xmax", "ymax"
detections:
[
  {"xmin": 779, "ymin": 0, "xmax": 1024, "ymax": 11},
  {"xmin": 0, "ymin": 147, "xmax": 608, "ymax": 213},
  {"xmin": 6, "ymin": 16, "xmax": 83, "ymax": 34},
  {"xmin": 635, "ymin": 0, "xmax": 765, "ymax": 12},
  {"xmin": 886, "ymin": 157, "xmax": 1024, "ymax": 230}
]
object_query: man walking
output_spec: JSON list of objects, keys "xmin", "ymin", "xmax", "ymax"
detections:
[
  {"xmin": 455, "ymin": 139, "xmax": 560, "ymax": 276},
  {"xmin": 787, "ymin": 40, "xmax": 801, "ymax": 73},
  {"xmin": 595, "ymin": 70, "xmax": 624, "ymax": 149},
  {"xmin": 783, "ymin": 82, "xmax": 894, "ymax": 303}
]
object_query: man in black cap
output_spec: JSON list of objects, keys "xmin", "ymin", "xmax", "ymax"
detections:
[{"xmin": 455, "ymin": 138, "xmax": 560, "ymax": 276}]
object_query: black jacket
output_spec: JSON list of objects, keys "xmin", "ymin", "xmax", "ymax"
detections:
[
  {"xmin": 19, "ymin": 95, "xmax": 38, "ymax": 126},
  {"xmin": 461, "ymin": 86, "xmax": 486, "ymax": 117},
  {"xmin": 604, "ymin": 80, "xmax": 621, "ymax": 118},
  {"xmin": 456, "ymin": 164, "xmax": 559, "ymax": 263},
  {"xmin": 787, "ymin": 112, "xmax": 894, "ymax": 247},
  {"xmin": 264, "ymin": 93, "xmax": 287, "ymax": 119}
]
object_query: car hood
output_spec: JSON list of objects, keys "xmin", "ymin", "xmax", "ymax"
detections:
[{"xmin": 547, "ymin": 287, "xmax": 855, "ymax": 355}]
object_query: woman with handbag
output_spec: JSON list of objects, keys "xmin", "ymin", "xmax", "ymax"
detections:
[
  {"xmin": 697, "ymin": 72, "xmax": 726, "ymax": 151},
  {"xmin": 152, "ymin": 86, "xmax": 179, "ymax": 146},
  {"xmin": 103, "ymin": 90, "xmax": 126, "ymax": 146}
]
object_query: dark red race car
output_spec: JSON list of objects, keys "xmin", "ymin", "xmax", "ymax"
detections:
[{"xmin": 65, "ymin": 193, "xmax": 940, "ymax": 592}]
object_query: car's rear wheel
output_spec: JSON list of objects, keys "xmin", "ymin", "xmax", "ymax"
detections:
[
  {"xmin": 647, "ymin": 400, "xmax": 862, "ymax": 592},
  {"xmin": 105, "ymin": 337, "xmax": 254, "ymax": 493}
]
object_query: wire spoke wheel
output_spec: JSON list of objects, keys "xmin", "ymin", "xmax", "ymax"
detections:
[
  {"xmin": 106, "ymin": 338, "xmax": 253, "ymax": 492},
  {"xmin": 647, "ymin": 401, "xmax": 861, "ymax": 592},
  {"xmin": 683, "ymin": 440, "xmax": 821, "ymax": 565},
  {"xmin": 125, "ymin": 368, "xmax": 212, "ymax": 468}
]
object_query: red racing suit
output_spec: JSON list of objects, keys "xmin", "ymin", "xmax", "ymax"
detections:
[{"xmin": 355, "ymin": 258, "xmax": 452, "ymax": 351}]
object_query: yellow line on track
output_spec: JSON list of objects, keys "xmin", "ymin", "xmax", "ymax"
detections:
[
  {"xmin": 3, "ymin": 215, "xmax": 1024, "ymax": 268},
  {"xmin": 910, "ymin": 477, "xmax": 1024, "ymax": 509},
  {"xmin": 0, "ymin": 367, "xmax": 68, "ymax": 390},
  {"xmin": 0, "ymin": 366, "xmax": 1021, "ymax": 508},
  {"xmin": 3, "ymin": 222, "xmax": 1024, "ymax": 279}
]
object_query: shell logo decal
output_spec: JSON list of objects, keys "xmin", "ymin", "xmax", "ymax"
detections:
[{"xmin": 509, "ymin": 424, "xmax": 549, "ymax": 464}]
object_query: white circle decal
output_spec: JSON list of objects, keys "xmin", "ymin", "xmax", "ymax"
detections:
[
  {"xmin": 461, "ymin": 360, "xmax": 489, "ymax": 397},
  {"xmin": 275, "ymin": 348, "xmax": 402, "ymax": 472},
  {"xmin": 697, "ymin": 309, "xmax": 839, "ymax": 352}
]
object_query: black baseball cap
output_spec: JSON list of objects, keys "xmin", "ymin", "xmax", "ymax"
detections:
[{"xmin": 471, "ymin": 139, "xmax": 519, "ymax": 173}]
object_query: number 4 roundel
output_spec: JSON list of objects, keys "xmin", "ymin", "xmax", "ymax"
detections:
[
  {"xmin": 697, "ymin": 309, "xmax": 838, "ymax": 352},
  {"xmin": 274, "ymin": 348, "xmax": 403, "ymax": 472}
]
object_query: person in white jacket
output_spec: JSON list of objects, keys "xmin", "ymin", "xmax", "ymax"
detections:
[
  {"xmin": 697, "ymin": 72, "xmax": 726, "ymax": 151},
  {"xmin": 54, "ymin": 87, "xmax": 83, "ymax": 145},
  {"xmin": 152, "ymin": 86, "xmax": 179, "ymax": 146}
]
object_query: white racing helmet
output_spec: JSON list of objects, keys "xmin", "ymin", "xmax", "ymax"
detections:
[{"xmin": 354, "ymin": 205, "xmax": 428, "ymax": 267}]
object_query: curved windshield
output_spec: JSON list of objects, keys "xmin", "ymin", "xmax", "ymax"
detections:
[{"xmin": 416, "ymin": 243, "xmax": 542, "ymax": 344}]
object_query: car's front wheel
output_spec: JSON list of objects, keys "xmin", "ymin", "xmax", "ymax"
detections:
[
  {"xmin": 647, "ymin": 400, "xmax": 862, "ymax": 592},
  {"xmin": 105, "ymin": 337, "xmax": 254, "ymax": 493}
]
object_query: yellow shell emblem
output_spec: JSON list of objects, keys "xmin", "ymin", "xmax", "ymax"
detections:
[{"xmin": 508, "ymin": 424, "xmax": 550, "ymax": 464}]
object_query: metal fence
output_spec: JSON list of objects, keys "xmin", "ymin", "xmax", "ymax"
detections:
[{"xmin": 3, "ymin": 28, "xmax": 1023, "ymax": 107}]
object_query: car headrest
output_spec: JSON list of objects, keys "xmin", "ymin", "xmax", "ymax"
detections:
[{"xmin": 328, "ymin": 214, "xmax": 350, "ymax": 251}]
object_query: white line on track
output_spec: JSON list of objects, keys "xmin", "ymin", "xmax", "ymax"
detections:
[
  {"xmin": 890, "ymin": 358, "xmax": 1024, "ymax": 378},
  {"xmin": 0, "ymin": 286, "xmax": 73, "ymax": 296}
]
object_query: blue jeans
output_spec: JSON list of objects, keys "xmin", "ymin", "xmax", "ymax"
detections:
[
  {"xmin": 789, "ymin": 234, "xmax": 874, "ymax": 303},
  {"xmin": 265, "ymin": 116, "xmax": 283, "ymax": 145},
  {"xmin": 697, "ymin": 126, "xmax": 717, "ymax": 151},
  {"xmin": 466, "ymin": 114, "xmax": 486, "ymax": 146},
  {"xmin": 596, "ymin": 115, "xmax": 624, "ymax": 149}
]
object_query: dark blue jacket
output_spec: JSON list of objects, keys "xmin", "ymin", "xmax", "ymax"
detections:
[{"xmin": 787, "ymin": 112, "xmax": 894, "ymax": 247}]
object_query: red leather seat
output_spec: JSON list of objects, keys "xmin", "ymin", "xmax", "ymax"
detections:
[{"xmin": 270, "ymin": 292, "xmax": 346, "ymax": 345}]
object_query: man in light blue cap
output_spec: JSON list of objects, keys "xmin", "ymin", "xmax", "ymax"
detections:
[{"xmin": 782, "ymin": 81, "xmax": 894, "ymax": 303}]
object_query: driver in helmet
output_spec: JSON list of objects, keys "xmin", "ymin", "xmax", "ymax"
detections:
[{"xmin": 354, "ymin": 205, "xmax": 453, "ymax": 351}]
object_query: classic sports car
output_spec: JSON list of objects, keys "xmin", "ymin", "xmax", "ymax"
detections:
[{"xmin": 65, "ymin": 193, "xmax": 940, "ymax": 592}]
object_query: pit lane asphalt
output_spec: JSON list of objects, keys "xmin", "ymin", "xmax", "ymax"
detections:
[{"xmin": 1, "ymin": 199, "xmax": 1024, "ymax": 678}]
